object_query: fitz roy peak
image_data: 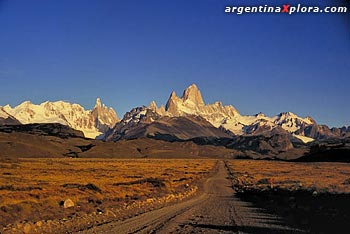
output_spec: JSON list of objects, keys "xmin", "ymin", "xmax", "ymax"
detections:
[
  {"xmin": 2, "ymin": 98, "xmax": 119, "ymax": 139},
  {"xmin": 154, "ymin": 84, "xmax": 240, "ymax": 130}
]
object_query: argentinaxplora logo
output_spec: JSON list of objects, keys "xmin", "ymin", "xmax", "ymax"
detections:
[{"xmin": 224, "ymin": 4, "xmax": 348, "ymax": 15}]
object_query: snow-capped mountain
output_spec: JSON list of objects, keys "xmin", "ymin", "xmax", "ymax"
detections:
[
  {"xmin": 2, "ymin": 98, "xmax": 119, "ymax": 139},
  {"xmin": 149, "ymin": 84, "xmax": 319, "ymax": 143},
  {"xmin": 272, "ymin": 112, "xmax": 315, "ymax": 133}
]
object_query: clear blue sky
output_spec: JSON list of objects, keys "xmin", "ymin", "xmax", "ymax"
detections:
[{"xmin": 0, "ymin": 0, "xmax": 349, "ymax": 127}]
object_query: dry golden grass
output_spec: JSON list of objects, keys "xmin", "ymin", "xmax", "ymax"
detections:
[
  {"xmin": 0, "ymin": 158, "xmax": 216, "ymax": 227},
  {"xmin": 227, "ymin": 160, "xmax": 350, "ymax": 193}
]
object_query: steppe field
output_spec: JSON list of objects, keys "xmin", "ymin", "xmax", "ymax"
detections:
[
  {"xmin": 2, "ymin": 158, "xmax": 350, "ymax": 233},
  {"xmin": 0, "ymin": 158, "xmax": 215, "ymax": 233}
]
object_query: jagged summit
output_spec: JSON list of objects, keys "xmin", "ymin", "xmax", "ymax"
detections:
[
  {"xmin": 149, "ymin": 101, "xmax": 167, "ymax": 116},
  {"xmin": 181, "ymin": 84, "xmax": 205, "ymax": 106},
  {"xmin": 165, "ymin": 84, "xmax": 205, "ymax": 114},
  {"xmin": 148, "ymin": 101, "xmax": 158, "ymax": 111},
  {"xmin": 95, "ymin": 98, "xmax": 102, "ymax": 108},
  {"xmin": 91, "ymin": 98, "xmax": 119, "ymax": 134},
  {"xmin": 163, "ymin": 84, "xmax": 239, "ymax": 119},
  {"xmin": 170, "ymin": 91, "xmax": 177, "ymax": 98}
]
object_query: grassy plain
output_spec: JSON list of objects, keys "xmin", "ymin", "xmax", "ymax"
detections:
[{"xmin": 0, "ymin": 158, "xmax": 216, "ymax": 231}]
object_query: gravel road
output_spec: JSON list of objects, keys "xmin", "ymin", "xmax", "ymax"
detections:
[{"xmin": 81, "ymin": 161, "xmax": 304, "ymax": 234}]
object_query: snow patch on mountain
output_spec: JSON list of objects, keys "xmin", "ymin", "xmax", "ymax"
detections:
[{"xmin": 293, "ymin": 134, "xmax": 314, "ymax": 143}]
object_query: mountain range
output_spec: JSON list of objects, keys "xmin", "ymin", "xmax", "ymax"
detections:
[
  {"xmin": 103, "ymin": 84, "xmax": 349, "ymax": 143},
  {"xmin": 1, "ymin": 84, "xmax": 349, "ymax": 142}
]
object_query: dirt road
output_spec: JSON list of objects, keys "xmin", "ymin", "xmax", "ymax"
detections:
[{"xmin": 81, "ymin": 161, "xmax": 303, "ymax": 234}]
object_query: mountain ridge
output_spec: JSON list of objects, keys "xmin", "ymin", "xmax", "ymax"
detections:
[
  {"xmin": 148, "ymin": 84, "xmax": 346, "ymax": 143},
  {"xmin": 1, "ymin": 98, "xmax": 119, "ymax": 139}
]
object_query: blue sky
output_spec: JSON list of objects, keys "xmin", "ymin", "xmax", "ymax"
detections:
[{"xmin": 0, "ymin": 0, "xmax": 349, "ymax": 127}]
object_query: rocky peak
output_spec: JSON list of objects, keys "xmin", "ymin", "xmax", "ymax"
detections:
[
  {"xmin": 214, "ymin": 101, "xmax": 223, "ymax": 106},
  {"xmin": 95, "ymin": 98, "xmax": 102, "ymax": 108},
  {"xmin": 162, "ymin": 84, "xmax": 240, "ymax": 130},
  {"xmin": 119, "ymin": 106, "xmax": 161, "ymax": 127},
  {"xmin": 278, "ymin": 112, "xmax": 297, "ymax": 118},
  {"xmin": 181, "ymin": 84, "xmax": 204, "ymax": 106},
  {"xmin": 255, "ymin": 112, "xmax": 266, "ymax": 118},
  {"xmin": 276, "ymin": 112, "xmax": 313, "ymax": 124},
  {"xmin": 148, "ymin": 101, "xmax": 158, "ymax": 111},
  {"xmin": 91, "ymin": 98, "xmax": 119, "ymax": 132},
  {"xmin": 165, "ymin": 84, "xmax": 205, "ymax": 115},
  {"xmin": 170, "ymin": 91, "xmax": 177, "ymax": 98},
  {"xmin": 165, "ymin": 91, "xmax": 181, "ymax": 115},
  {"xmin": 148, "ymin": 101, "xmax": 169, "ymax": 116}
]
